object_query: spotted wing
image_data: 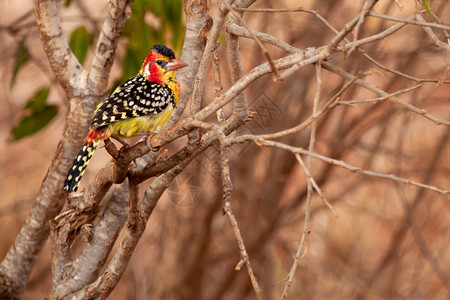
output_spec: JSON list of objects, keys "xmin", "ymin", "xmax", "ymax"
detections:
[{"xmin": 91, "ymin": 75, "xmax": 176, "ymax": 129}]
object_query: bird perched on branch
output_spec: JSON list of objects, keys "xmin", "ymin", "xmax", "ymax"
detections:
[{"xmin": 64, "ymin": 44, "xmax": 187, "ymax": 193}]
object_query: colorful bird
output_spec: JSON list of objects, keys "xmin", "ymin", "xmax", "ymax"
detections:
[{"xmin": 64, "ymin": 44, "xmax": 187, "ymax": 192}]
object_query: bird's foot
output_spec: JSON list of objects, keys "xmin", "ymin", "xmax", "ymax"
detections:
[{"xmin": 137, "ymin": 135, "xmax": 149, "ymax": 144}]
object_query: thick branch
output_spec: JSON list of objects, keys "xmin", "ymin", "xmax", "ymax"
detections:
[
  {"xmin": 0, "ymin": 1, "xmax": 134, "ymax": 299},
  {"xmin": 33, "ymin": 0, "xmax": 83, "ymax": 94},
  {"xmin": 170, "ymin": 0, "xmax": 210, "ymax": 123},
  {"xmin": 88, "ymin": 0, "xmax": 134, "ymax": 94},
  {"xmin": 72, "ymin": 154, "xmax": 198, "ymax": 299},
  {"xmin": 190, "ymin": 0, "xmax": 230, "ymax": 115},
  {"xmin": 53, "ymin": 182, "xmax": 129, "ymax": 298}
]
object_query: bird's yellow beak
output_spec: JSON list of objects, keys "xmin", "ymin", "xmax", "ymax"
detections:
[{"xmin": 167, "ymin": 59, "xmax": 188, "ymax": 71}]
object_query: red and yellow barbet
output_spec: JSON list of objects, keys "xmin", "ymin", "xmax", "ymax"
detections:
[{"xmin": 64, "ymin": 45, "xmax": 187, "ymax": 193}]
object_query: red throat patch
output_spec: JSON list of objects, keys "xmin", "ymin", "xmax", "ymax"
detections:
[
  {"xmin": 142, "ymin": 50, "xmax": 166, "ymax": 84},
  {"xmin": 148, "ymin": 62, "xmax": 164, "ymax": 84}
]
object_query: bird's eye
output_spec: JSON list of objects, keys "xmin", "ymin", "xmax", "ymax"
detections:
[{"xmin": 156, "ymin": 60, "xmax": 166, "ymax": 66}]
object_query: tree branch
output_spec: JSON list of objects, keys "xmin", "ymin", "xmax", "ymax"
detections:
[
  {"xmin": 52, "ymin": 181, "xmax": 129, "ymax": 298},
  {"xmin": 33, "ymin": 0, "xmax": 83, "ymax": 94},
  {"xmin": 88, "ymin": 0, "xmax": 134, "ymax": 95},
  {"xmin": 0, "ymin": 1, "xmax": 134, "ymax": 299},
  {"xmin": 321, "ymin": 62, "xmax": 450, "ymax": 126}
]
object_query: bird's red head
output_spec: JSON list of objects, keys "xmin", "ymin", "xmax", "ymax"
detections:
[{"xmin": 140, "ymin": 45, "xmax": 187, "ymax": 84}]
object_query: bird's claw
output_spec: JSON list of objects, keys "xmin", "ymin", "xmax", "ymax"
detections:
[{"xmin": 138, "ymin": 135, "xmax": 149, "ymax": 144}]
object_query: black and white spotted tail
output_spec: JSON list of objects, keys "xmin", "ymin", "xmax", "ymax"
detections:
[{"xmin": 64, "ymin": 140, "xmax": 100, "ymax": 193}]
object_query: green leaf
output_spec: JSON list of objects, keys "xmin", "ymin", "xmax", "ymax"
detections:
[
  {"xmin": 421, "ymin": 0, "xmax": 431, "ymax": 13},
  {"xmin": 12, "ymin": 37, "xmax": 30, "ymax": 86},
  {"xmin": 10, "ymin": 88, "xmax": 58, "ymax": 142},
  {"xmin": 69, "ymin": 25, "xmax": 94, "ymax": 64},
  {"xmin": 25, "ymin": 88, "xmax": 50, "ymax": 112}
]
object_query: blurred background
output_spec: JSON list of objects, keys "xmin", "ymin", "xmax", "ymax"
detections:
[{"xmin": 0, "ymin": 0, "xmax": 449, "ymax": 299}]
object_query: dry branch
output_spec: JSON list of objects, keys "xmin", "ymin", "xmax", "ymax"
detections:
[
  {"xmin": 2, "ymin": 0, "xmax": 449, "ymax": 298},
  {"xmin": 228, "ymin": 138, "xmax": 450, "ymax": 198},
  {"xmin": 0, "ymin": 1, "xmax": 132, "ymax": 298}
]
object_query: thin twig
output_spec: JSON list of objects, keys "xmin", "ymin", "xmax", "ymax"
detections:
[
  {"xmin": 429, "ymin": 10, "xmax": 450, "ymax": 41},
  {"xmin": 349, "ymin": 0, "xmax": 374, "ymax": 55},
  {"xmin": 225, "ymin": 1, "xmax": 281, "ymax": 81},
  {"xmin": 362, "ymin": 52, "xmax": 450, "ymax": 83},
  {"xmin": 227, "ymin": 23, "xmax": 299, "ymax": 53},
  {"xmin": 234, "ymin": 138, "xmax": 450, "ymax": 198},
  {"xmin": 322, "ymin": 62, "xmax": 450, "ymax": 126},
  {"xmin": 232, "ymin": 7, "xmax": 310, "ymax": 13},
  {"xmin": 229, "ymin": 19, "xmax": 450, "ymax": 88},
  {"xmin": 328, "ymin": 0, "xmax": 379, "ymax": 51},
  {"xmin": 212, "ymin": 48, "xmax": 263, "ymax": 299},
  {"xmin": 228, "ymin": 77, "xmax": 357, "ymax": 142},
  {"xmin": 223, "ymin": 203, "xmax": 263, "ymax": 299},
  {"xmin": 368, "ymin": 11, "xmax": 450, "ymax": 31},
  {"xmin": 190, "ymin": 119, "xmax": 228, "ymax": 145},
  {"xmin": 295, "ymin": 154, "xmax": 337, "ymax": 217},
  {"xmin": 280, "ymin": 177, "xmax": 311, "ymax": 299},
  {"xmin": 231, "ymin": 10, "xmax": 450, "ymax": 86},
  {"xmin": 232, "ymin": 6, "xmax": 346, "ymax": 39},
  {"xmin": 213, "ymin": 50, "xmax": 263, "ymax": 298},
  {"xmin": 307, "ymin": 63, "xmax": 336, "ymax": 217},
  {"xmin": 435, "ymin": 66, "xmax": 450, "ymax": 87},
  {"xmin": 394, "ymin": 0, "xmax": 403, "ymax": 10},
  {"xmin": 281, "ymin": 62, "xmax": 324, "ymax": 298},
  {"xmin": 337, "ymin": 84, "xmax": 422, "ymax": 105},
  {"xmin": 415, "ymin": 14, "xmax": 450, "ymax": 52}
]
